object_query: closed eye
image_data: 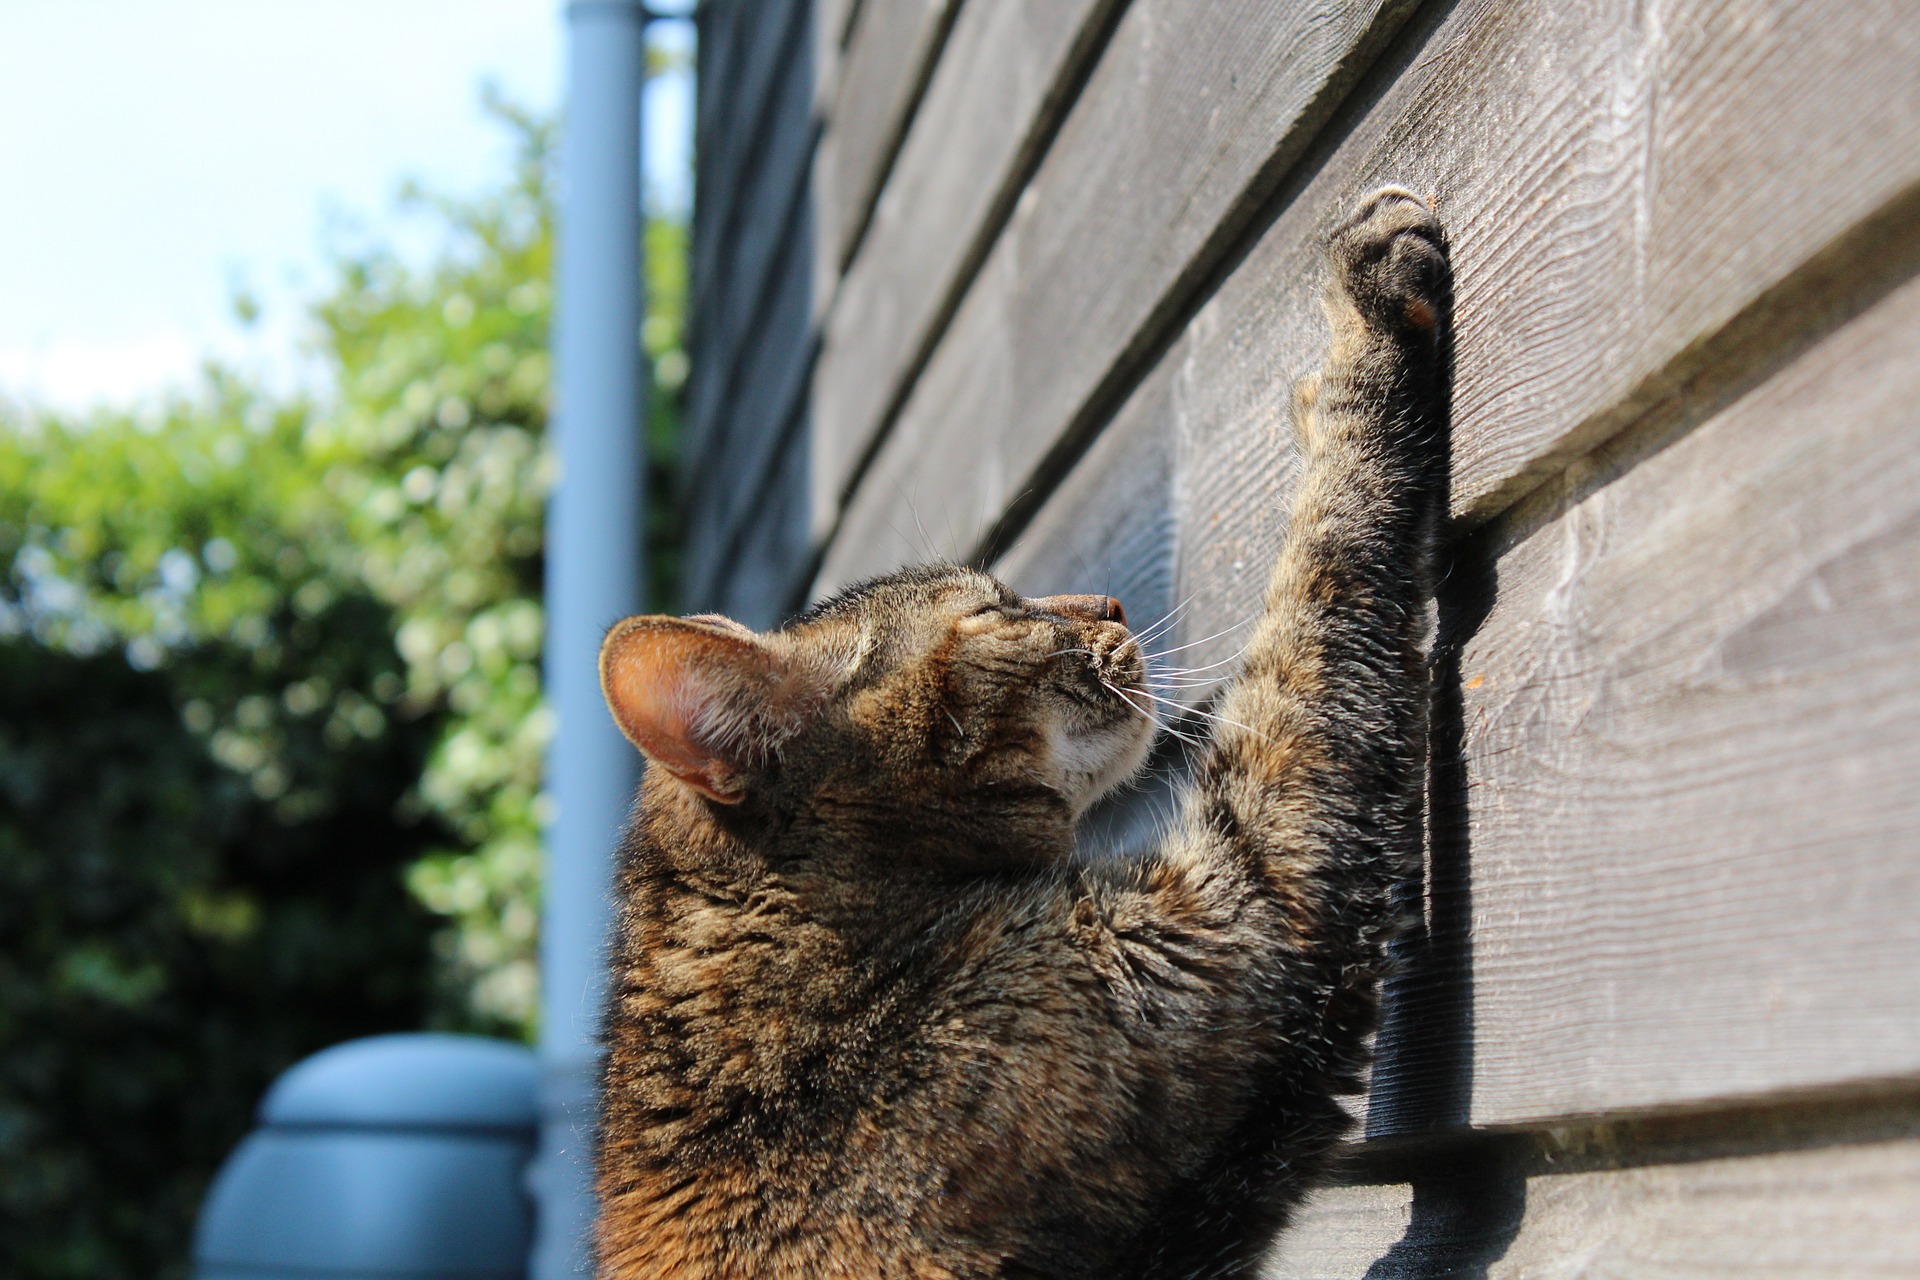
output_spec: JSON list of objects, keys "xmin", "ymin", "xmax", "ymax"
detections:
[
  {"xmin": 956, "ymin": 587, "xmax": 1025, "ymax": 626},
  {"xmin": 956, "ymin": 600, "xmax": 1025, "ymax": 631}
]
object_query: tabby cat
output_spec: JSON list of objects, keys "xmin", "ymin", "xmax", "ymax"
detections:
[{"xmin": 593, "ymin": 189, "xmax": 1451, "ymax": 1278}]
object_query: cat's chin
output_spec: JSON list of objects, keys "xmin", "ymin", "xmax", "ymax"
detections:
[{"xmin": 1050, "ymin": 708, "xmax": 1157, "ymax": 818}]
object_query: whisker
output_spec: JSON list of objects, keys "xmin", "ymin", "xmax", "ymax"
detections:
[
  {"xmin": 1114, "ymin": 593, "xmax": 1199, "ymax": 658},
  {"xmin": 1137, "ymin": 604, "xmax": 1226, "ymax": 645},
  {"xmin": 1127, "ymin": 606, "xmax": 1188, "ymax": 649},
  {"xmin": 1141, "ymin": 651, "xmax": 1252, "ymax": 693},
  {"xmin": 1143, "ymin": 619, "xmax": 1255, "ymax": 661},
  {"xmin": 1147, "ymin": 645, "xmax": 1251, "ymax": 678},
  {"xmin": 1149, "ymin": 663, "xmax": 1242, "ymax": 680},
  {"xmin": 1148, "ymin": 663, "xmax": 1244, "ymax": 685},
  {"xmin": 1102, "ymin": 681, "xmax": 1212, "ymax": 752},
  {"xmin": 1100, "ymin": 683, "xmax": 1155, "ymax": 727},
  {"xmin": 1135, "ymin": 590, "xmax": 1198, "ymax": 638},
  {"xmin": 1121, "ymin": 685, "xmax": 1275, "ymax": 744},
  {"xmin": 1152, "ymin": 660, "xmax": 1244, "ymax": 679}
]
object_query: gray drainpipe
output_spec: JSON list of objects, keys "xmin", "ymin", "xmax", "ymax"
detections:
[{"xmin": 532, "ymin": 1, "xmax": 649, "ymax": 1275}]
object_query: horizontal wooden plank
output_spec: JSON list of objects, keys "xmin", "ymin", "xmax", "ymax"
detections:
[
  {"xmin": 704, "ymin": 39, "xmax": 816, "ymax": 416},
  {"xmin": 682, "ymin": 224, "xmax": 818, "ymax": 611},
  {"xmin": 687, "ymin": 0, "xmax": 759, "ymax": 317},
  {"xmin": 692, "ymin": 0, "xmax": 745, "ymax": 167},
  {"xmin": 823, "ymin": 0, "xmax": 1920, "ymax": 600},
  {"xmin": 686, "ymin": 0, "xmax": 811, "ymax": 382},
  {"xmin": 692, "ymin": 0, "xmax": 806, "ymax": 268},
  {"xmin": 1262, "ymin": 1105, "xmax": 1920, "ymax": 1277},
  {"xmin": 685, "ymin": 0, "xmax": 747, "ymax": 368},
  {"xmin": 1258, "ymin": 1182, "xmax": 1411, "ymax": 1278},
  {"xmin": 685, "ymin": 26, "xmax": 818, "ymax": 470},
  {"xmin": 815, "ymin": 0, "xmax": 1419, "ymax": 587},
  {"xmin": 807, "ymin": 0, "xmax": 1119, "ymax": 528},
  {"xmin": 806, "ymin": 0, "xmax": 864, "ymax": 329},
  {"xmin": 710, "ymin": 414, "xmax": 813, "ymax": 631},
  {"xmin": 1489, "ymin": 1142, "xmax": 1920, "ymax": 1278},
  {"xmin": 813, "ymin": 0, "xmax": 960, "ymax": 276},
  {"xmin": 995, "ymin": 357, "xmax": 1178, "ymax": 627}
]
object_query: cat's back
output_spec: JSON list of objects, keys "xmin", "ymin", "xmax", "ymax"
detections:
[
  {"xmin": 595, "ymin": 832, "xmax": 1164, "ymax": 1278},
  {"xmin": 594, "ymin": 825, "xmax": 990, "ymax": 1275}
]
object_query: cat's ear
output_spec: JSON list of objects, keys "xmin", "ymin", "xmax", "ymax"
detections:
[{"xmin": 598, "ymin": 615, "xmax": 822, "ymax": 804}]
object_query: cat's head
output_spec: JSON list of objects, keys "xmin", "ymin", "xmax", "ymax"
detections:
[{"xmin": 599, "ymin": 565, "xmax": 1154, "ymax": 839}]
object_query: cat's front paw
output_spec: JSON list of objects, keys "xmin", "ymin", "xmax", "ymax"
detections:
[{"xmin": 1328, "ymin": 187, "xmax": 1450, "ymax": 336}]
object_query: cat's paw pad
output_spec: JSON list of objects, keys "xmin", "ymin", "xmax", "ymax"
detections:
[{"xmin": 1328, "ymin": 187, "xmax": 1450, "ymax": 333}]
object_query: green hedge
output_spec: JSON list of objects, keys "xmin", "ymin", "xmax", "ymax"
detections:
[
  {"xmin": 0, "ymin": 637, "xmax": 439, "ymax": 1278},
  {"xmin": 0, "ymin": 95, "xmax": 686, "ymax": 1277}
]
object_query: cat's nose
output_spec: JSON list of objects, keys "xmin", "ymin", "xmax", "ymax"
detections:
[{"xmin": 1030, "ymin": 594, "xmax": 1127, "ymax": 626}]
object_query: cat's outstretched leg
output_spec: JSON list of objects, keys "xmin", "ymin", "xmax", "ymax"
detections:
[
  {"xmin": 1212, "ymin": 182, "xmax": 1449, "ymax": 997},
  {"xmin": 1131, "ymin": 188, "xmax": 1452, "ymax": 1275},
  {"xmin": 1189, "ymin": 183, "xmax": 1449, "ymax": 1029}
]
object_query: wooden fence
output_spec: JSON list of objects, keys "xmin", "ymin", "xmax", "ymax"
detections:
[{"xmin": 680, "ymin": 0, "xmax": 1920, "ymax": 1270}]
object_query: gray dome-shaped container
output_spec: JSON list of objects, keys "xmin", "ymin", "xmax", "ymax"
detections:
[{"xmin": 194, "ymin": 1034, "xmax": 540, "ymax": 1280}]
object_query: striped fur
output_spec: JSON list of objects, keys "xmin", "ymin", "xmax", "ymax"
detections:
[{"xmin": 596, "ymin": 190, "xmax": 1452, "ymax": 1278}]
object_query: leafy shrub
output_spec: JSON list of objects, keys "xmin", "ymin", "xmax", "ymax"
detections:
[
  {"xmin": 0, "ymin": 632, "xmax": 439, "ymax": 1280},
  {"xmin": 0, "ymin": 89, "xmax": 687, "ymax": 1278}
]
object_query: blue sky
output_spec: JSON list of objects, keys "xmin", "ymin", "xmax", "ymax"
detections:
[{"xmin": 0, "ymin": 0, "xmax": 691, "ymax": 411}]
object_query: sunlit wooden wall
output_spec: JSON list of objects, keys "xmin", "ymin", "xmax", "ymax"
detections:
[{"xmin": 681, "ymin": 0, "xmax": 1920, "ymax": 1270}]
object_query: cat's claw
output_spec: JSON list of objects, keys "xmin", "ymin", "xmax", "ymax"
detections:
[{"xmin": 1328, "ymin": 186, "xmax": 1450, "ymax": 334}]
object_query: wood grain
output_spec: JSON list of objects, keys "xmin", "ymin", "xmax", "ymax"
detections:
[
  {"xmin": 682, "ymin": 216, "xmax": 818, "ymax": 611},
  {"xmin": 1172, "ymin": 0, "xmax": 1920, "ymax": 653},
  {"xmin": 1261, "ymin": 1117, "xmax": 1920, "ymax": 1277},
  {"xmin": 807, "ymin": 0, "xmax": 1119, "ymax": 534},
  {"xmin": 1000, "ymin": 245, "xmax": 1920, "ymax": 1128},
  {"xmin": 1380, "ymin": 267, "xmax": 1920, "ymax": 1129},
  {"xmin": 1490, "ymin": 1143, "xmax": 1920, "ymax": 1279},
  {"xmin": 684, "ymin": 0, "xmax": 747, "ymax": 437},
  {"xmin": 690, "ymin": 0, "xmax": 745, "ymax": 216},
  {"xmin": 815, "ymin": 0, "xmax": 1419, "ymax": 587},
  {"xmin": 805, "ymin": 0, "xmax": 862, "ymax": 330},
  {"xmin": 685, "ymin": 28, "xmax": 817, "ymax": 471},
  {"xmin": 996, "ymin": 357, "xmax": 1179, "ymax": 628},
  {"xmin": 824, "ymin": 0, "xmax": 1920, "ymax": 601},
  {"xmin": 698, "ymin": 0, "xmax": 1121, "ymax": 575},
  {"xmin": 711, "ymin": 416, "xmax": 812, "ymax": 631},
  {"xmin": 812, "ymin": 0, "xmax": 960, "ymax": 277},
  {"xmin": 691, "ymin": 0, "xmax": 806, "ymax": 274},
  {"xmin": 705, "ymin": 36, "xmax": 816, "ymax": 420},
  {"xmin": 692, "ymin": 0, "xmax": 746, "ymax": 162},
  {"xmin": 685, "ymin": 0, "xmax": 811, "ymax": 404},
  {"xmin": 1258, "ymin": 1183, "xmax": 1412, "ymax": 1279}
]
